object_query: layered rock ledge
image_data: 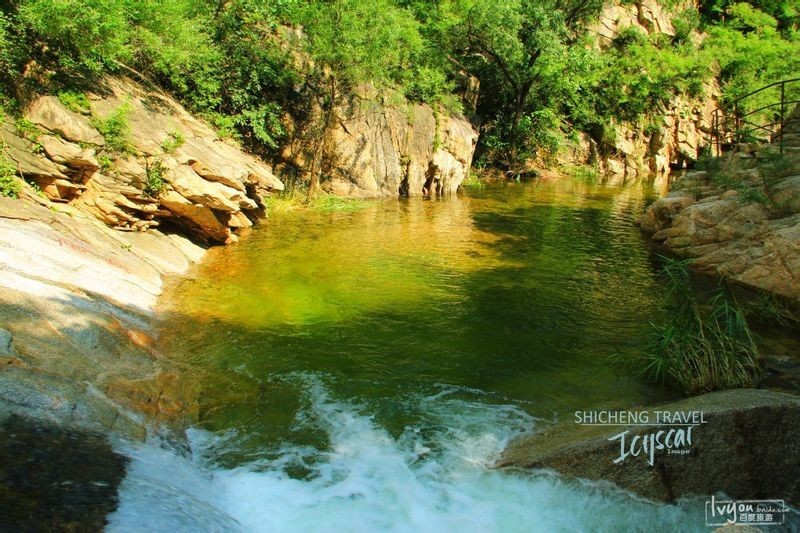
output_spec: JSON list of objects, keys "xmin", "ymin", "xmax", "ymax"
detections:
[{"xmin": 5, "ymin": 77, "xmax": 284, "ymax": 244}]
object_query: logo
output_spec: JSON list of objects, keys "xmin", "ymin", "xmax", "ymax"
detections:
[
  {"xmin": 705, "ymin": 495, "xmax": 789, "ymax": 526},
  {"xmin": 574, "ymin": 409, "xmax": 706, "ymax": 466}
]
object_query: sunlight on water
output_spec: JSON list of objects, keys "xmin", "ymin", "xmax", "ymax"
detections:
[
  {"xmin": 110, "ymin": 375, "xmax": 703, "ymax": 532},
  {"xmin": 132, "ymin": 179, "xmax": 722, "ymax": 531}
]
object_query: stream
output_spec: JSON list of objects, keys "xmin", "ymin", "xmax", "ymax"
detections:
[{"xmin": 111, "ymin": 177, "xmax": 717, "ymax": 531}]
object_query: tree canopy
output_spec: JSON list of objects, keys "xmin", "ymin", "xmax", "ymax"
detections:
[{"xmin": 1, "ymin": 0, "xmax": 798, "ymax": 170}]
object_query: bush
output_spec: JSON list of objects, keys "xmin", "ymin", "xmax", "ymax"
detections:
[
  {"xmin": 91, "ymin": 103, "xmax": 134, "ymax": 154},
  {"xmin": 617, "ymin": 259, "xmax": 761, "ymax": 394},
  {"xmin": 57, "ymin": 90, "xmax": 91, "ymax": 114},
  {"xmin": 144, "ymin": 159, "xmax": 166, "ymax": 197},
  {"xmin": 0, "ymin": 153, "xmax": 21, "ymax": 198},
  {"xmin": 160, "ymin": 130, "xmax": 185, "ymax": 153}
]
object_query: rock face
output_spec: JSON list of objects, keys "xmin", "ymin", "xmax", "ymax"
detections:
[
  {"xmin": 638, "ymin": 144, "xmax": 800, "ymax": 300},
  {"xmin": 498, "ymin": 389, "xmax": 800, "ymax": 504},
  {"xmin": 0, "ymin": 196, "xmax": 204, "ymax": 437},
  {"xmin": 581, "ymin": 0, "xmax": 718, "ymax": 178},
  {"xmin": 4, "ymin": 77, "xmax": 284, "ymax": 244},
  {"xmin": 279, "ymin": 88, "xmax": 478, "ymax": 198}
]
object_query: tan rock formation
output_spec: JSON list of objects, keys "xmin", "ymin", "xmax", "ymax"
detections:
[
  {"xmin": 2, "ymin": 77, "xmax": 283, "ymax": 243},
  {"xmin": 638, "ymin": 146, "xmax": 800, "ymax": 299},
  {"xmin": 279, "ymin": 88, "xmax": 478, "ymax": 198}
]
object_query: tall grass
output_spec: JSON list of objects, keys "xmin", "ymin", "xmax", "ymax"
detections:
[
  {"xmin": 262, "ymin": 175, "xmax": 368, "ymax": 213},
  {"xmin": 622, "ymin": 259, "xmax": 761, "ymax": 394}
]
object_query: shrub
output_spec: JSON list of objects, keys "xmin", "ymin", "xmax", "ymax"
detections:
[
  {"xmin": 0, "ymin": 153, "xmax": 21, "ymax": 198},
  {"xmin": 160, "ymin": 130, "xmax": 185, "ymax": 153},
  {"xmin": 14, "ymin": 117, "xmax": 41, "ymax": 141},
  {"xmin": 91, "ymin": 103, "xmax": 134, "ymax": 154},
  {"xmin": 97, "ymin": 155, "xmax": 114, "ymax": 174},
  {"xmin": 144, "ymin": 159, "xmax": 166, "ymax": 197},
  {"xmin": 57, "ymin": 90, "xmax": 91, "ymax": 114},
  {"xmin": 461, "ymin": 171, "xmax": 484, "ymax": 189},
  {"xmin": 617, "ymin": 259, "xmax": 761, "ymax": 393}
]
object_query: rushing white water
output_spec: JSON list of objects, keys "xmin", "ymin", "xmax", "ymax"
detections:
[{"xmin": 108, "ymin": 376, "xmax": 704, "ymax": 532}]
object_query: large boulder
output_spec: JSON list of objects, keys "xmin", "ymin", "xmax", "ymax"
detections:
[{"xmin": 497, "ymin": 389, "xmax": 800, "ymax": 504}]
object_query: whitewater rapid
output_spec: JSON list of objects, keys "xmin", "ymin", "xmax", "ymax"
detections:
[{"xmin": 108, "ymin": 375, "xmax": 702, "ymax": 532}]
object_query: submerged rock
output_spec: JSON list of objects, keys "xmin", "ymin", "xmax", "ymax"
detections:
[{"xmin": 497, "ymin": 389, "xmax": 800, "ymax": 504}]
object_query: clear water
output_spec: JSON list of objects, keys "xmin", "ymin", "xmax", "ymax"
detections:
[{"xmin": 111, "ymin": 178, "xmax": 716, "ymax": 531}]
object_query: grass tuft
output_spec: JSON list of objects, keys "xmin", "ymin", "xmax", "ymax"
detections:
[{"xmin": 615, "ymin": 259, "xmax": 761, "ymax": 394}]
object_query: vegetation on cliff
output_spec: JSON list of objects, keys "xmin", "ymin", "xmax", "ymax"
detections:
[{"xmin": 1, "ymin": 0, "xmax": 798, "ymax": 178}]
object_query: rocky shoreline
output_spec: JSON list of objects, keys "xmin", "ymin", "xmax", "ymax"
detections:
[
  {"xmin": 0, "ymin": 194, "xmax": 205, "ymax": 438},
  {"xmin": 637, "ymin": 108, "xmax": 800, "ymax": 301}
]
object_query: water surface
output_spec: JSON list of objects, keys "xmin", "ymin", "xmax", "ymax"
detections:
[{"xmin": 114, "ymin": 178, "xmax": 713, "ymax": 531}]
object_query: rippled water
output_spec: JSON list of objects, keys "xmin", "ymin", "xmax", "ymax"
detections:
[{"xmin": 114, "ymin": 177, "xmax": 717, "ymax": 531}]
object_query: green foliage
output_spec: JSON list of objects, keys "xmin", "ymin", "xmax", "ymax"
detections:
[
  {"xmin": 97, "ymin": 155, "xmax": 114, "ymax": 174},
  {"xmin": 747, "ymin": 292, "xmax": 800, "ymax": 329},
  {"xmin": 297, "ymin": 0, "xmax": 424, "ymax": 90},
  {"xmin": 619, "ymin": 259, "xmax": 761, "ymax": 394},
  {"xmin": 144, "ymin": 159, "xmax": 166, "ymax": 197},
  {"xmin": 14, "ymin": 117, "xmax": 40, "ymax": 141},
  {"xmin": 0, "ymin": 152, "xmax": 21, "ymax": 198},
  {"xmin": 91, "ymin": 103, "xmax": 133, "ymax": 154},
  {"xmin": 57, "ymin": 91, "xmax": 90, "ymax": 114},
  {"xmin": 461, "ymin": 171, "xmax": 484, "ymax": 189},
  {"xmin": 1, "ymin": 0, "xmax": 798, "ymax": 175},
  {"xmin": 160, "ymin": 130, "xmax": 185, "ymax": 154}
]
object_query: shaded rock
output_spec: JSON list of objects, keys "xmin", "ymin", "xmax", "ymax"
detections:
[
  {"xmin": 637, "ymin": 193, "xmax": 695, "ymax": 232},
  {"xmin": 771, "ymin": 175, "xmax": 800, "ymax": 213},
  {"xmin": 0, "ymin": 414, "xmax": 127, "ymax": 532},
  {"xmin": 159, "ymin": 190, "xmax": 233, "ymax": 243},
  {"xmin": 498, "ymin": 389, "xmax": 800, "ymax": 504}
]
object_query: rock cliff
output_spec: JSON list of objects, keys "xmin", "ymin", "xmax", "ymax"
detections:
[
  {"xmin": 279, "ymin": 88, "xmax": 479, "ymax": 198},
  {"xmin": 580, "ymin": 0, "xmax": 718, "ymax": 178}
]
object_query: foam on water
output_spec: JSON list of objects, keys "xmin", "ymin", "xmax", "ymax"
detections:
[{"xmin": 109, "ymin": 376, "xmax": 703, "ymax": 532}]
